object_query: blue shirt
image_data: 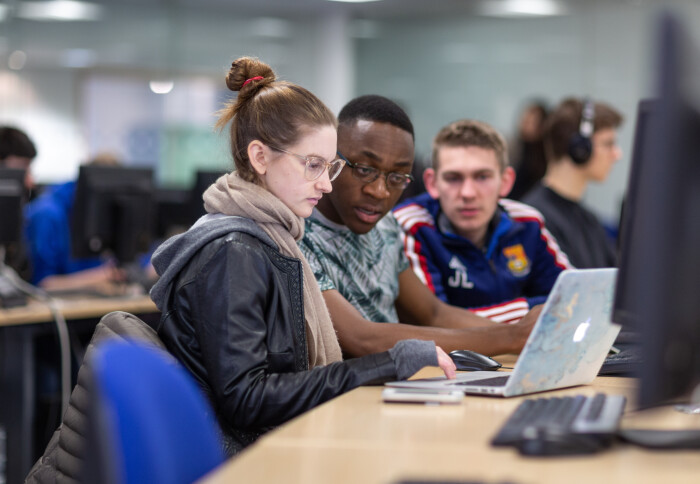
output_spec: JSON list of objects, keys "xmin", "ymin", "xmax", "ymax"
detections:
[{"xmin": 24, "ymin": 181, "xmax": 103, "ymax": 284}]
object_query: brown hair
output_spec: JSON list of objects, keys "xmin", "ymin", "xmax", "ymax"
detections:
[
  {"xmin": 544, "ymin": 97, "xmax": 623, "ymax": 162},
  {"xmin": 215, "ymin": 56, "xmax": 337, "ymax": 183},
  {"xmin": 432, "ymin": 119, "xmax": 509, "ymax": 171}
]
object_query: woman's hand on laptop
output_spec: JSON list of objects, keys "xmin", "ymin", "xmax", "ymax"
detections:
[{"xmin": 437, "ymin": 346, "xmax": 457, "ymax": 379}]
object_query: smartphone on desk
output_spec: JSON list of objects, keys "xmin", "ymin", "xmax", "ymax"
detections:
[{"xmin": 382, "ymin": 387, "xmax": 463, "ymax": 404}]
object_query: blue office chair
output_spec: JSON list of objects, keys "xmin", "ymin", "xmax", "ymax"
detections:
[{"xmin": 86, "ymin": 339, "xmax": 224, "ymax": 484}]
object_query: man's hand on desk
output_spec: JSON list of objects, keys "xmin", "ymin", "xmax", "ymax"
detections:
[
  {"xmin": 508, "ymin": 304, "xmax": 542, "ymax": 352},
  {"xmin": 436, "ymin": 346, "xmax": 457, "ymax": 379}
]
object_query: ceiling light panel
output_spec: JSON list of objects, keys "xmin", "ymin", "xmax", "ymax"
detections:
[{"xmin": 17, "ymin": 1, "xmax": 103, "ymax": 22}]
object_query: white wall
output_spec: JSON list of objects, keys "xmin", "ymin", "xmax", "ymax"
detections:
[
  {"xmin": 354, "ymin": 4, "xmax": 659, "ymax": 222},
  {"xmin": 0, "ymin": 68, "xmax": 85, "ymax": 182},
  {"xmin": 1, "ymin": 9, "xmax": 354, "ymax": 186}
]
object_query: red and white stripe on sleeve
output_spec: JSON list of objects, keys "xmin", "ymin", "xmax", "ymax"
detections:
[
  {"xmin": 470, "ymin": 297, "xmax": 530, "ymax": 324},
  {"xmin": 394, "ymin": 204, "xmax": 436, "ymax": 292}
]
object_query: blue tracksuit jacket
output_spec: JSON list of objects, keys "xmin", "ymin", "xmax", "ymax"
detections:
[{"xmin": 393, "ymin": 193, "xmax": 571, "ymax": 323}]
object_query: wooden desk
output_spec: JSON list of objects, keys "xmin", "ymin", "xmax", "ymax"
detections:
[
  {"xmin": 0, "ymin": 293, "xmax": 159, "ymax": 483},
  {"xmin": 0, "ymin": 292, "xmax": 157, "ymax": 327},
  {"xmin": 200, "ymin": 365, "xmax": 700, "ymax": 484}
]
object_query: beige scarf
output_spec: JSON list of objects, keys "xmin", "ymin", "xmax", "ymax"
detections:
[{"xmin": 202, "ymin": 171, "xmax": 342, "ymax": 367}]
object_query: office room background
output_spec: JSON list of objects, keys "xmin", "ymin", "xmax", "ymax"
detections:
[{"xmin": 1, "ymin": 0, "xmax": 699, "ymax": 225}]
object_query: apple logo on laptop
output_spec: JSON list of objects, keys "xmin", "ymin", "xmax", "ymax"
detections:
[{"xmin": 573, "ymin": 318, "xmax": 592, "ymax": 343}]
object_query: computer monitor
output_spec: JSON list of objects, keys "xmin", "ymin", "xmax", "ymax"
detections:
[
  {"xmin": 190, "ymin": 169, "xmax": 226, "ymax": 222},
  {"xmin": 611, "ymin": 99, "xmax": 657, "ymax": 344},
  {"xmin": 153, "ymin": 188, "xmax": 193, "ymax": 239},
  {"xmin": 0, "ymin": 168, "xmax": 26, "ymax": 246},
  {"xmin": 612, "ymin": 12, "xmax": 700, "ymax": 409},
  {"xmin": 71, "ymin": 165, "xmax": 154, "ymax": 264}
]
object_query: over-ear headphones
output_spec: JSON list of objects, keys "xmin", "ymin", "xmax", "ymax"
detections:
[{"xmin": 568, "ymin": 98, "xmax": 595, "ymax": 165}]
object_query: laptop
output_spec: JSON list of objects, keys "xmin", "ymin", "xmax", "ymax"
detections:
[{"xmin": 386, "ymin": 268, "xmax": 621, "ymax": 397}]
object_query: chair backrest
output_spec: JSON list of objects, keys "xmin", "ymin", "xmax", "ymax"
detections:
[
  {"xmin": 58, "ymin": 311, "xmax": 168, "ymax": 482},
  {"xmin": 26, "ymin": 311, "xmax": 170, "ymax": 484},
  {"xmin": 86, "ymin": 339, "xmax": 224, "ymax": 484}
]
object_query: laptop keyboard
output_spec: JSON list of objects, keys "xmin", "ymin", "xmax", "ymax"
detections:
[
  {"xmin": 491, "ymin": 393, "xmax": 626, "ymax": 453},
  {"xmin": 454, "ymin": 375, "xmax": 510, "ymax": 387}
]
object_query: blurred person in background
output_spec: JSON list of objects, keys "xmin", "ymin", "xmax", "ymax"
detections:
[
  {"xmin": 507, "ymin": 100, "xmax": 549, "ymax": 200},
  {"xmin": 1, "ymin": 126, "xmax": 37, "ymax": 280},
  {"xmin": 523, "ymin": 97, "xmax": 623, "ymax": 268},
  {"xmin": 24, "ymin": 152, "xmax": 127, "ymax": 291},
  {"xmin": 0, "ymin": 125, "xmax": 36, "ymax": 192}
]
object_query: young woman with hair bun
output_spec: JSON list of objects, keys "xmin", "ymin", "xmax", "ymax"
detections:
[{"xmin": 149, "ymin": 57, "xmax": 456, "ymax": 455}]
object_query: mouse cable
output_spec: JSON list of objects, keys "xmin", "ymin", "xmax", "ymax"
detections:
[{"xmin": 0, "ymin": 249, "xmax": 71, "ymax": 418}]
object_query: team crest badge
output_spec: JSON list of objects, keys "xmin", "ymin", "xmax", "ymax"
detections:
[{"xmin": 503, "ymin": 244, "xmax": 530, "ymax": 276}]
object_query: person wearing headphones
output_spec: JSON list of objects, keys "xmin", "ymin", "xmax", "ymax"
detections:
[{"xmin": 522, "ymin": 97, "xmax": 623, "ymax": 268}]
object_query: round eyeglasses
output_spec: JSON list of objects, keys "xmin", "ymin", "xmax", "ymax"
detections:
[
  {"xmin": 336, "ymin": 152, "xmax": 413, "ymax": 190},
  {"xmin": 271, "ymin": 147, "xmax": 346, "ymax": 182}
]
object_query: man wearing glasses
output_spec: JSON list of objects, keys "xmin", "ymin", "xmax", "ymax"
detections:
[
  {"xmin": 299, "ymin": 95, "xmax": 540, "ymax": 357},
  {"xmin": 394, "ymin": 119, "xmax": 570, "ymax": 322}
]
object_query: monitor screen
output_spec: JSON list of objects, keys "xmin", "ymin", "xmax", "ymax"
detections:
[
  {"xmin": 71, "ymin": 165, "xmax": 154, "ymax": 264},
  {"xmin": 613, "ymin": 12, "xmax": 700, "ymax": 409},
  {"xmin": 0, "ymin": 168, "xmax": 26, "ymax": 246},
  {"xmin": 190, "ymin": 169, "xmax": 226, "ymax": 222},
  {"xmin": 611, "ymin": 99, "xmax": 657, "ymax": 342},
  {"xmin": 153, "ymin": 188, "xmax": 192, "ymax": 239}
]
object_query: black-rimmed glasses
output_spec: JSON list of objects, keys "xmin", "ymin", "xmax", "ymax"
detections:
[
  {"xmin": 271, "ymin": 147, "xmax": 346, "ymax": 182},
  {"xmin": 336, "ymin": 152, "xmax": 413, "ymax": 190}
]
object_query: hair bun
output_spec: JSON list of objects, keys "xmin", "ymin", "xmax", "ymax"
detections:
[{"xmin": 225, "ymin": 56, "xmax": 276, "ymax": 92}]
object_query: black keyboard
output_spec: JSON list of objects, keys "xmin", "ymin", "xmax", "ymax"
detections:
[
  {"xmin": 599, "ymin": 347, "xmax": 642, "ymax": 376},
  {"xmin": 492, "ymin": 393, "xmax": 626, "ymax": 455},
  {"xmin": 0, "ymin": 273, "xmax": 27, "ymax": 308}
]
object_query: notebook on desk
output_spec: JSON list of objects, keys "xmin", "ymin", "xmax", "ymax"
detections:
[{"xmin": 387, "ymin": 268, "xmax": 621, "ymax": 397}]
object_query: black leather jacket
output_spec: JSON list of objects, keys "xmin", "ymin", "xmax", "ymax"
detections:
[{"xmin": 152, "ymin": 216, "xmax": 399, "ymax": 455}]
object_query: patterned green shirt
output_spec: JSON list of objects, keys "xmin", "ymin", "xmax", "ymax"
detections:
[{"xmin": 299, "ymin": 209, "xmax": 410, "ymax": 323}]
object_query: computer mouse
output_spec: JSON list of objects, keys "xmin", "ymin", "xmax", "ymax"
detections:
[{"xmin": 449, "ymin": 350, "xmax": 502, "ymax": 371}]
